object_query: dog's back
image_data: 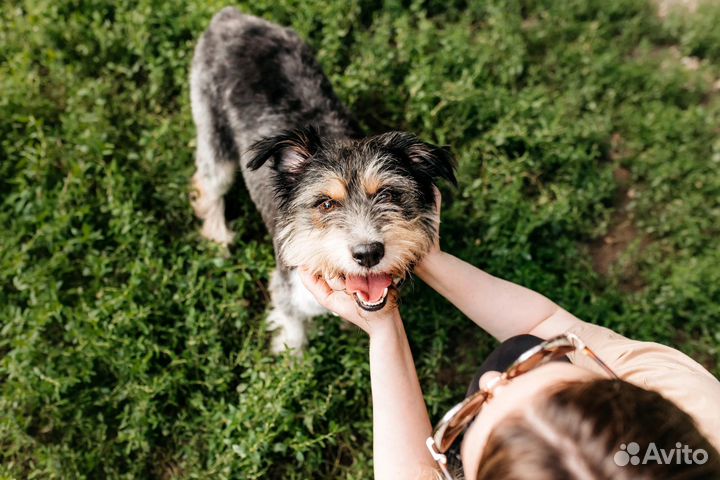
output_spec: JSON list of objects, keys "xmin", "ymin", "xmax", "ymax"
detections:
[{"xmin": 190, "ymin": 8, "xmax": 361, "ymax": 237}]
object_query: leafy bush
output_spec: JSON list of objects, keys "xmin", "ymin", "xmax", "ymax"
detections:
[{"xmin": 1, "ymin": 0, "xmax": 718, "ymax": 478}]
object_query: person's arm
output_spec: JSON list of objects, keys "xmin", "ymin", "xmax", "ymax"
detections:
[
  {"xmin": 298, "ymin": 269, "xmax": 437, "ymax": 480},
  {"xmin": 415, "ymin": 250, "xmax": 582, "ymax": 341},
  {"xmin": 414, "ymin": 189, "xmax": 584, "ymax": 341},
  {"xmin": 369, "ymin": 312, "xmax": 437, "ymax": 479}
]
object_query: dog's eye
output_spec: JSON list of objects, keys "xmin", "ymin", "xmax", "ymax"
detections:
[
  {"xmin": 375, "ymin": 189, "xmax": 393, "ymax": 203},
  {"xmin": 318, "ymin": 199, "xmax": 339, "ymax": 212}
]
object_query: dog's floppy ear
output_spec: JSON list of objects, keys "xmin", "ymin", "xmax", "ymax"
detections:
[
  {"xmin": 246, "ymin": 126, "xmax": 322, "ymax": 174},
  {"xmin": 375, "ymin": 132, "xmax": 457, "ymax": 186}
]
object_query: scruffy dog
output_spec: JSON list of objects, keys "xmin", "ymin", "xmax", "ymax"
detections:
[{"xmin": 190, "ymin": 7, "xmax": 456, "ymax": 352}]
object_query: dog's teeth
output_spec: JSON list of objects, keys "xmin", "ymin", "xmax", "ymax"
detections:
[
  {"xmin": 356, "ymin": 293, "xmax": 383, "ymax": 307},
  {"xmin": 365, "ymin": 288, "xmax": 389, "ymax": 306}
]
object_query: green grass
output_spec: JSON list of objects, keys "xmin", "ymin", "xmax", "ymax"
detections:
[{"xmin": 2, "ymin": 0, "xmax": 719, "ymax": 478}]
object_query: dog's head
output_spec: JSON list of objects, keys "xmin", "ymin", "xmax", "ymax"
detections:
[{"xmin": 247, "ymin": 126, "xmax": 456, "ymax": 312}]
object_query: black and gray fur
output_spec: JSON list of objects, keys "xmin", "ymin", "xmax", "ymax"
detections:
[{"xmin": 190, "ymin": 8, "xmax": 455, "ymax": 352}]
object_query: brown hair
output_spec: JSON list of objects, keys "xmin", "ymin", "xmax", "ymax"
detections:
[{"xmin": 476, "ymin": 379, "xmax": 720, "ymax": 480}]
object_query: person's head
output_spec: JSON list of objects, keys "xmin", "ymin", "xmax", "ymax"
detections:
[
  {"xmin": 427, "ymin": 334, "xmax": 720, "ymax": 480},
  {"xmin": 462, "ymin": 374, "xmax": 720, "ymax": 479}
]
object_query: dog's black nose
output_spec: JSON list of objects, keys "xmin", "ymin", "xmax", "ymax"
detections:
[{"xmin": 351, "ymin": 242, "xmax": 385, "ymax": 268}]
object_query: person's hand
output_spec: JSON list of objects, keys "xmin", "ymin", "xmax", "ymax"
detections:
[
  {"xmin": 428, "ymin": 186, "xmax": 442, "ymax": 256},
  {"xmin": 415, "ymin": 188, "xmax": 444, "ymax": 280},
  {"xmin": 298, "ymin": 267, "xmax": 401, "ymax": 336}
]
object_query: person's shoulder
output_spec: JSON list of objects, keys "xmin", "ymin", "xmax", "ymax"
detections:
[
  {"xmin": 566, "ymin": 322, "xmax": 720, "ymax": 452},
  {"xmin": 566, "ymin": 322, "xmax": 717, "ymax": 380}
]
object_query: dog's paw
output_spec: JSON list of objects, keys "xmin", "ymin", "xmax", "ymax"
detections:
[
  {"xmin": 267, "ymin": 309, "xmax": 307, "ymax": 355},
  {"xmin": 200, "ymin": 216, "xmax": 235, "ymax": 246},
  {"xmin": 270, "ymin": 334, "xmax": 305, "ymax": 356}
]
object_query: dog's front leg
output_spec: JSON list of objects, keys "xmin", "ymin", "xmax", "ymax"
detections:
[{"xmin": 267, "ymin": 268, "xmax": 326, "ymax": 353}]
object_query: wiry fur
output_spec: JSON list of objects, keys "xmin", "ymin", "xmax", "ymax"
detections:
[{"xmin": 190, "ymin": 8, "xmax": 456, "ymax": 352}]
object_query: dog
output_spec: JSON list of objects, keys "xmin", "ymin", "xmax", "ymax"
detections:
[{"xmin": 190, "ymin": 7, "xmax": 456, "ymax": 352}]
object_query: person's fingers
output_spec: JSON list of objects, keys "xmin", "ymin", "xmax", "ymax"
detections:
[
  {"xmin": 429, "ymin": 187, "xmax": 442, "ymax": 252},
  {"xmin": 298, "ymin": 267, "xmax": 357, "ymax": 316},
  {"xmin": 325, "ymin": 274, "xmax": 346, "ymax": 291},
  {"xmin": 298, "ymin": 267, "xmax": 333, "ymax": 304}
]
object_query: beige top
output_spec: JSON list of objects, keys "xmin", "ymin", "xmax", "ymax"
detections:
[{"xmin": 566, "ymin": 322, "xmax": 720, "ymax": 451}]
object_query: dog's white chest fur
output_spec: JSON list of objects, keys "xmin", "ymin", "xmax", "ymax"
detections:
[{"xmin": 264, "ymin": 268, "xmax": 328, "ymax": 353}]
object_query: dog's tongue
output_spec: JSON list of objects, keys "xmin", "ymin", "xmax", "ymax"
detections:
[{"xmin": 345, "ymin": 274, "xmax": 392, "ymax": 303}]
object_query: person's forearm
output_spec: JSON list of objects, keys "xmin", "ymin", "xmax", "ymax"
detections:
[
  {"xmin": 415, "ymin": 251, "xmax": 570, "ymax": 341},
  {"xmin": 369, "ymin": 316, "xmax": 437, "ymax": 480}
]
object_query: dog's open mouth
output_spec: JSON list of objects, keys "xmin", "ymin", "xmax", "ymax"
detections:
[
  {"xmin": 346, "ymin": 273, "xmax": 393, "ymax": 311},
  {"xmin": 325, "ymin": 273, "xmax": 403, "ymax": 311}
]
